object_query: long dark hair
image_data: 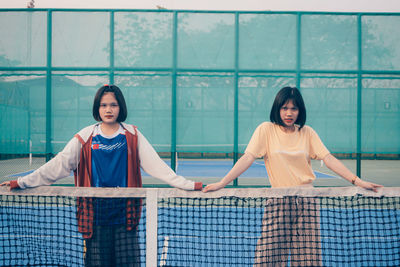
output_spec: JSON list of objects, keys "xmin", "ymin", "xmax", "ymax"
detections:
[
  {"xmin": 92, "ymin": 84, "xmax": 127, "ymax": 122},
  {"xmin": 269, "ymin": 86, "xmax": 306, "ymax": 129}
]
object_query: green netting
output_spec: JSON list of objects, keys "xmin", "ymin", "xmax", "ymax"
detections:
[
  {"xmin": 0, "ymin": 72, "xmax": 46, "ymax": 154},
  {"xmin": 114, "ymin": 12, "xmax": 173, "ymax": 68},
  {"xmin": 0, "ymin": 105, "xmax": 29, "ymax": 153},
  {"xmin": 115, "ymin": 72, "xmax": 172, "ymax": 152},
  {"xmin": 362, "ymin": 76, "xmax": 400, "ymax": 153},
  {"xmin": 301, "ymin": 15, "xmax": 358, "ymax": 70},
  {"xmin": 52, "ymin": 12, "xmax": 110, "ymax": 67},
  {"xmin": 362, "ymin": 16, "xmax": 400, "ymax": 70},
  {"xmin": 239, "ymin": 14, "xmax": 297, "ymax": 70},
  {"xmin": 0, "ymin": 10, "xmax": 399, "ymax": 159},
  {"xmin": 0, "ymin": 12, "xmax": 47, "ymax": 67},
  {"xmin": 177, "ymin": 73, "xmax": 234, "ymax": 152},
  {"xmin": 301, "ymin": 74, "xmax": 358, "ymax": 153},
  {"xmin": 177, "ymin": 13, "xmax": 235, "ymax": 69}
]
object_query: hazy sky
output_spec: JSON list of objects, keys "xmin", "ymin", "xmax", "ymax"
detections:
[{"xmin": 1, "ymin": 0, "xmax": 400, "ymax": 12}]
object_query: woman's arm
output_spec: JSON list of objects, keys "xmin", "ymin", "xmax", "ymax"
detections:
[
  {"xmin": 323, "ymin": 153, "xmax": 383, "ymax": 192},
  {"xmin": 1, "ymin": 137, "xmax": 81, "ymax": 189},
  {"xmin": 202, "ymin": 153, "xmax": 256, "ymax": 192},
  {"xmin": 137, "ymin": 130, "xmax": 202, "ymax": 191}
]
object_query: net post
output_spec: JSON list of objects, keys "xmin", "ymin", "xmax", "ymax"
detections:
[
  {"xmin": 29, "ymin": 140, "xmax": 32, "ymax": 166},
  {"xmin": 233, "ymin": 12, "xmax": 239, "ymax": 187},
  {"xmin": 45, "ymin": 10, "xmax": 53, "ymax": 163},
  {"xmin": 356, "ymin": 14, "xmax": 362, "ymax": 178},
  {"xmin": 146, "ymin": 188, "xmax": 158, "ymax": 267}
]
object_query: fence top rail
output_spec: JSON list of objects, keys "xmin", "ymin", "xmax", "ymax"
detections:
[{"xmin": 1, "ymin": 9, "xmax": 400, "ymax": 16}]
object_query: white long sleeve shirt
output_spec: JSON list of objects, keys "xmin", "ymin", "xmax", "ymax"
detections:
[{"xmin": 16, "ymin": 123, "xmax": 201, "ymax": 191}]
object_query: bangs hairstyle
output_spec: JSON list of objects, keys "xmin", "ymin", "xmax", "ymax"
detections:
[
  {"xmin": 92, "ymin": 84, "xmax": 127, "ymax": 122},
  {"xmin": 269, "ymin": 86, "xmax": 306, "ymax": 129}
]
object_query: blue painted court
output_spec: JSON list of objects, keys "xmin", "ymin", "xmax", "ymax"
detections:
[
  {"xmin": 168, "ymin": 160, "xmax": 336, "ymax": 178},
  {"xmin": 7, "ymin": 160, "xmax": 336, "ymax": 179}
]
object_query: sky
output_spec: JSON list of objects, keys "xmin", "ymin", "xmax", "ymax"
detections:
[{"xmin": 1, "ymin": 0, "xmax": 400, "ymax": 12}]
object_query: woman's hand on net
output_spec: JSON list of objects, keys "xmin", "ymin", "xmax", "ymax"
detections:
[
  {"xmin": 202, "ymin": 182, "xmax": 225, "ymax": 193},
  {"xmin": 0, "ymin": 181, "xmax": 12, "ymax": 191},
  {"xmin": 356, "ymin": 179, "xmax": 383, "ymax": 192}
]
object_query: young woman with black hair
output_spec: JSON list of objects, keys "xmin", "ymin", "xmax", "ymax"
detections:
[
  {"xmin": 1, "ymin": 84, "xmax": 202, "ymax": 266},
  {"xmin": 203, "ymin": 86, "xmax": 382, "ymax": 266}
]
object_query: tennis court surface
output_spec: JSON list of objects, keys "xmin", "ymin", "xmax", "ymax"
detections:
[
  {"xmin": 5, "ymin": 159, "xmax": 335, "ymax": 178},
  {"xmin": 3, "ymin": 157, "xmax": 399, "ymax": 188},
  {"xmin": 2, "ymin": 159, "xmax": 338, "ymax": 189},
  {"xmin": 1, "ymin": 186, "xmax": 399, "ymax": 266}
]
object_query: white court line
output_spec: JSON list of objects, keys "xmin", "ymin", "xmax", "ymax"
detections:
[{"xmin": 159, "ymin": 236, "xmax": 170, "ymax": 267}]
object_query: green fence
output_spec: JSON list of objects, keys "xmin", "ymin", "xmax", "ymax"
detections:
[{"xmin": 1, "ymin": 9, "xmax": 400, "ymax": 177}]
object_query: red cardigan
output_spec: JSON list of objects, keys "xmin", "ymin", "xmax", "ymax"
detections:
[{"xmin": 74, "ymin": 125, "xmax": 142, "ymax": 239}]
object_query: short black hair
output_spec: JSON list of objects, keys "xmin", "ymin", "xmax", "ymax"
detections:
[
  {"xmin": 269, "ymin": 86, "xmax": 306, "ymax": 129},
  {"xmin": 92, "ymin": 84, "xmax": 127, "ymax": 122}
]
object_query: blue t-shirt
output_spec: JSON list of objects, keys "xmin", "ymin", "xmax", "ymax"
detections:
[
  {"xmin": 91, "ymin": 127, "xmax": 127, "ymax": 187},
  {"xmin": 91, "ymin": 125, "xmax": 128, "ymax": 225}
]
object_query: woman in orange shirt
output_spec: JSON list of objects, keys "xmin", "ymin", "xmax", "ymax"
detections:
[{"xmin": 203, "ymin": 86, "xmax": 382, "ymax": 266}]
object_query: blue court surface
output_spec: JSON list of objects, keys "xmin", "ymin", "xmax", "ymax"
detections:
[
  {"xmin": 1, "ymin": 205, "xmax": 399, "ymax": 266},
  {"xmin": 166, "ymin": 160, "xmax": 336, "ymax": 178},
  {"xmin": 7, "ymin": 160, "xmax": 336, "ymax": 179}
]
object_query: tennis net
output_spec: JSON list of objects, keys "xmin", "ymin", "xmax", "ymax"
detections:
[{"xmin": 0, "ymin": 186, "xmax": 399, "ymax": 266}]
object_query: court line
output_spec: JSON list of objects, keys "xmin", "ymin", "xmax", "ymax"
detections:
[{"xmin": 159, "ymin": 236, "xmax": 170, "ymax": 267}]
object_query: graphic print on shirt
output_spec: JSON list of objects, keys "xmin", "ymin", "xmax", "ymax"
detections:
[{"xmin": 91, "ymin": 127, "xmax": 128, "ymax": 188}]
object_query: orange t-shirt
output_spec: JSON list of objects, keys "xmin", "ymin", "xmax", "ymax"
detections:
[{"xmin": 245, "ymin": 122, "xmax": 330, "ymax": 188}]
